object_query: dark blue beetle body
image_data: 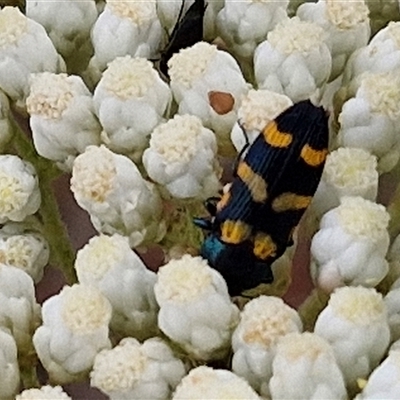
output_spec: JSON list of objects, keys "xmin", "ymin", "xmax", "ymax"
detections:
[{"xmin": 195, "ymin": 100, "xmax": 329, "ymax": 295}]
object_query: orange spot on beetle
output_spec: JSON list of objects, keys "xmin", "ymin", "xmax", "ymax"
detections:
[
  {"xmin": 221, "ymin": 220, "xmax": 251, "ymax": 244},
  {"xmin": 300, "ymin": 144, "xmax": 328, "ymax": 167},
  {"xmin": 272, "ymin": 193, "xmax": 313, "ymax": 212},
  {"xmin": 237, "ymin": 161, "xmax": 268, "ymax": 203},
  {"xmin": 262, "ymin": 121, "xmax": 293, "ymax": 148},
  {"xmin": 253, "ymin": 232, "xmax": 277, "ymax": 260}
]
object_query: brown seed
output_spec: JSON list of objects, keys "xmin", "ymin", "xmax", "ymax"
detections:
[{"xmin": 208, "ymin": 91, "xmax": 235, "ymax": 115}]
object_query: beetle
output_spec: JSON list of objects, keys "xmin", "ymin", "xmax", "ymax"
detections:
[
  {"xmin": 194, "ymin": 100, "xmax": 329, "ymax": 295},
  {"xmin": 159, "ymin": 0, "xmax": 207, "ymax": 78}
]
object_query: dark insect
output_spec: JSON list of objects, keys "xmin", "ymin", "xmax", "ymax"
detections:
[
  {"xmin": 159, "ymin": 0, "xmax": 206, "ymax": 78},
  {"xmin": 194, "ymin": 100, "xmax": 329, "ymax": 296}
]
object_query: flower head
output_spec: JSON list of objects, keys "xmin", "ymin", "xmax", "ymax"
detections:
[
  {"xmin": 27, "ymin": 72, "xmax": 101, "ymax": 170},
  {"xmin": 91, "ymin": 337, "xmax": 186, "ymax": 399},
  {"xmin": 270, "ymin": 332, "xmax": 347, "ymax": 400},
  {"xmin": 0, "ymin": 223, "xmax": 49, "ymax": 283},
  {"xmin": 88, "ymin": 0, "xmax": 162, "ymax": 81},
  {"xmin": 311, "ymin": 196, "xmax": 390, "ymax": 292},
  {"xmin": 26, "ymin": 0, "xmax": 97, "ymax": 72},
  {"xmin": 71, "ymin": 145, "xmax": 165, "ymax": 247},
  {"xmin": 75, "ymin": 234, "xmax": 159, "ymax": 340},
  {"xmin": 0, "ymin": 155, "xmax": 40, "ymax": 223},
  {"xmin": 33, "ymin": 283, "xmax": 112, "ymax": 384},
  {"xmin": 16, "ymin": 386, "xmax": 71, "ymax": 400},
  {"xmin": 315, "ymin": 286, "xmax": 390, "ymax": 388},
  {"xmin": 325, "ymin": 0, "xmax": 369, "ymax": 30},
  {"xmin": 93, "ymin": 56, "xmax": 171, "ymax": 160},
  {"xmin": 169, "ymin": 42, "xmax": 218, "ymax": 89},
  {"xmin": 61, "ymin": 284, "xmax": 112, "ymax": 334},
  {"xmin": 268, "ymin": 17, "xmax": 325, "ymax": 55},
  {"xmin": 0, "ymin": 263, "xmax": 41, "ymax": 353},
  {"xmin": 231, "ymin": 296, "xmax": 302, "ymax": 397},
  {"xmin": 254, "ymin": 17, "xmax": 331, "ymax": 102},
  {"xmin": 216, "ymin": 0, "xmax": 289, "ymax": 60},
  {"xmin": 355, "ymin": 350, "xmax": 400, "ymax": 399},
  {"xmin": 172, "ymin": 366, "xmax": 260, "ymax": 400},
  {"xmin": 0, "ymin": 7, "xmax": 65, "ymax": 108},
  {"xmin": 143, "ymin": 114, "xmax": 220, "ymax": 200},
  {"xmin": 338, "ymin": 71, "xmax": 400, "ymax": 173},
  {"xmin": 312, "ymin": 148, "xmax": 378, "ymax": 216},
  {"xmin": 155, "ymin": 255, "xmax": 239, "ymax": 361},
  {"xmin": 297, "ymin": 0, "xmax": 370, "ymax": 80},
  {"xmin": 168, "ymin": 42, "xmax": 249, "ymax": 155},
  {"xmin": 0, "ymin": 329, "xmax": 20, "ymax": 399}
]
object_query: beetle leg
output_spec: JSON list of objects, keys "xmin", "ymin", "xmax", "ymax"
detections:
[{"xmin": 193, "ymin": 217, "xmax": 213, "ymax": 230}]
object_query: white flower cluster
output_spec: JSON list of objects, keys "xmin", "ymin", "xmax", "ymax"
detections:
[
  {"xmin": 71, "ymin": 145, "xmax": 165, "ymax": 248},
  {"xmin": 1, "ymin": 0, "xmax": 400, "ymax": 398},
  {"xmin": 26, "ymin": 72, "xmax": 101, "ymax": 171},
  {"xmin": 75, "ymin": 234, "xmax": 159, "ymax": 340}
]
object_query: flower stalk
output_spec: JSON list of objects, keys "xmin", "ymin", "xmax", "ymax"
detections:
[{"xmin": 10, "ymin": 114, "xmax": 76, "ymax": 284}]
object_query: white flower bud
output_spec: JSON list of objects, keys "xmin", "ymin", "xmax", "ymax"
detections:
[
  {"xmin": 154, "ymin": 255, "xmax": 239, "ymax": 361},
  {"xmin": 33, "ymin": 284, "xmax": 112, "ymax": 384},
  {"xmin": 0, "ymin": 329, "xmax": 20, "ymax": 400},
  {"xmin": 27, "ymin": 72, "xmax": 101, "ymax": 171},
  {"xmin": 254, "ymin": 17, "xmax": 331, "ymax": 103},
  {"xmin": 354, "ymin": 349, "xmax": 400, "ymax": 399},
  {"xmin": 91, "ymin": 337, "xmax": 186, "ymax": 400},
  {"xmin": 231, "ymin": 296, "xmax": 302, "ymax": 397},
  {"xmin": 168, "ymin": 42, "xmax": 249, "ymax": 154},
  {"xmin": 0, "ymin": 223, "xmax": 49, "ymax": 283},
  {"xmin": 269, "ymin": 332, "xmax": 347, "ymax": 400},
  {"xmin": 0, "ymin": 154, "xmax": 40, "ymax": 223},
  {"xmin": 338, "ymin": 71, "xmax": 400, "ymax": 173},
  {"xmin": 297, "ymin": 0, "xmax": 370, "ymax": 81},
  {"xmin": 172, "ymin": 366, "xmax": 261, "ymax": 400},
  {"xmin": 0, "ymin": 7, "xmax": 65, "ymax": 109},
  {"xmin": 143, "ymin": 114, "xmax": 220, "ymax": 200},
  {"xmin": 384, "ymin": 277, "xmax": 400, "ymax": 342},
  {"xmin": 311, "ymin": 196, "xmax": 390, "ymax": 293},
  {"xmin": 231, "ymin": 89, "xmax": 293, "ymax": 152},
  {"xmin": 89, "ymin": 0, "xmax": 162, "ymax": 80},
  {"xmin": 0, "ymin": 264, "xmax": 41, "ymax": 353},
  {"xmin": 71, "ymin": 145, "xmax": 165, "ymax": 247},
  {"xmin": 0, "ymin": 90, "xmax": 11, "ymax": 150},
  {"xmin": 75, "ymin": 234, "xmax": 159, "ymax": 340},
  {"xmin": 342, "ymin": 21, "xmax": 400, "ymax": 95},
  {"xmin": 16, "ymin": 385, "xmax": 71, "ymax": 400},
  {"xmin": 216, "ymin": 0, "xmax": 289, "ymax": 60},
  {"xmin": 312, "ymin": 148, "xmax": 379, "ymax": 217},
  {"xmin": 26, "ymin": 0, "xmax": 97, "ymax": 73},
  {"xmin": 314, "ymin": 286, "xmax": 390, "ymax": 388},
  {"xmin": 93, "ymin": 56, "xmax": 171, "ymax": 161}
]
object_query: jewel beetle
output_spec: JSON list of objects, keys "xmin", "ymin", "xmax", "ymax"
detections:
[
  {"xmin": 159, "ymin": 0, "xmax": 206, "ymax": 78},
  {"xmin": 194, "ymin": 100, "xmax": 329, "ymax": 295}
]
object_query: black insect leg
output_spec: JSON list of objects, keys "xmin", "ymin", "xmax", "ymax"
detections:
[
  {"xmin": 193, "ymin": 217, "xmax": 213, "ymax": 230},
  {"xmin": 204, "ymin": 196, "xmax": 220, "ymax": 217},
  {"xmin": 233, "ymin": 119, "xmax": 251, "ymax": 177}
]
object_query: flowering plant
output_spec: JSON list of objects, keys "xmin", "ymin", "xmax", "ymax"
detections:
[{"xmin": 1, "ymin": 1, "xmax": 400, "ymax": 399}]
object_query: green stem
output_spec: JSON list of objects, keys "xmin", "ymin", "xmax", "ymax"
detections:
[
  {"xmin": 388, "ymin": 184, "xmax": 400, "ymax": 240},
  {"xmin": 38, "ymin": 175, "xmax": 77, "ymax": 284},
  {"xmin": 298, "ymin": 288, "xmax": 329, "ymax": 331},
  {"xmin": 11, "ymin": 116, "xmax": 77, "ymax": 284},
  {"xmin": 20, "ymin": 363, "xmax": 40, "ymax": 390}
]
